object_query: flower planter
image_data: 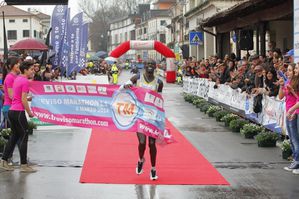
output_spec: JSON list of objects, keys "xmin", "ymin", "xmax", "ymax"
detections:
[
  {"xmin": 231, "ymin": 127, "xmax": 241, "ymax": 133},
  {"xmin": 224, "ymin": 121, "xmax": 230, "ymax": 127},
  {"xmin": 243, "ymin": 132, "xmax": 257, "ymax": 139},
  {"xmin": 229, "ymin": 119, "xmax": 249, "ymax": 133},
  {"xmin": 216, "ymin": 117, "xmax": 222, "ymax": 122},
  {"xmin": 0, "ymin": 144, "xmax": 5, "ymax": 156},
  {"xmin": 28, "ymin": 129, "xmax": 34, "ymax": 135},
  {"xmin": 256, "ymin": 132, "xmax": 279, "ymax": 147},
  {"xmin": 208, "ymin": 112, "xmax": 214, "ymax": 117},
  {"xmin": 282, "ymin": 150, "xmax": 292, "ymax": 160},
  {"xmin": 257, "ymin": 140, "xmax": 277, "ymax": 147}
]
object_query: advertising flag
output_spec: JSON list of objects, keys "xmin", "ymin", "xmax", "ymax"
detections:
[
  {"xmin": 50, "ymin": 5, "xmax": 68, "ymax": 68},
  {"xmin": 67, "ymin": 12, "xmax": 83, "ymax": 76},
  {"xmin": 78, "ymin": 23, "xmax": 89, "ymax": 70},
  {"xmin": 60, "ymin": 8, "xmax": 71, "ymax": 74}
]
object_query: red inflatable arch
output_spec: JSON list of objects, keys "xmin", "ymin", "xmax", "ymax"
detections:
[{"xmin": 109, "ymin": 40, "xmax": 176, "ymax": 83}]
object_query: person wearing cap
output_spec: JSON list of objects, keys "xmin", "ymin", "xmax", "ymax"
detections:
[
  {"xmin": 121, "ymin": 60, "xmax": 163, "ymax": 180},
  {"xmin": 285, "ymin": 49, "xmax": 294, "ymax": 63}
]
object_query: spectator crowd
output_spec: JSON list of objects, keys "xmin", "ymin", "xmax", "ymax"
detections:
[{"xmin": 180, "ymin": 48, "xmax": 294, "ymax": 98}]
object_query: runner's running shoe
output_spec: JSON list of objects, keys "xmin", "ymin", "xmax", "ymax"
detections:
[
  {"xmin": 150, "ymin": 168, "xmax": 158, "ymax": 180},
  {"xmin": 136, "ymin": 158, "xmax": 145, "ymax": 175}
]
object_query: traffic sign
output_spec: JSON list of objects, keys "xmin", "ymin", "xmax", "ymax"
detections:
[{"xmin": 189, "ymin": 32, "xmax": 203, "ymax": 46}]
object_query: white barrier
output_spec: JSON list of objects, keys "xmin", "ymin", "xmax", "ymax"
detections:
[
  {"xmin": 183, "ymin": 77, "xmax": 285, "ymax": 133},
  {"xmin": 63, "ymin": 74, "xmax": 109, "ymax": 84}
]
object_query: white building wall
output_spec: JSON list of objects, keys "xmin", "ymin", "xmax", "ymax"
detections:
[
  {"xmin": 185, "ymin": 0, "xmax": 244, "ymax": 60},
  {"xmin": 0, "ymin": 15, "xmax": 45, "ymax": 53},
  {"xmin": 147, "ymin": 17, "xmax": 171, "ymax": 61},
  {"xmin": 109, "ymin": 18, "xmax": 137, "ymax": 60},
  {"xmin": 269, "ymin": 21, "xmax": 293, "ymax": 51}
]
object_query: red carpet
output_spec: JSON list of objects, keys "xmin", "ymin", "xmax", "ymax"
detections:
[{"xmin": 80, "ymin": 120, "xmax": 229, "ymax": 185}]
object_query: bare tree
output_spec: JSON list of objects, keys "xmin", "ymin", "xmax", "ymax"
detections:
[
  {"xmin": 78, "ymin": 0, "xmax": 128, "ymax": 52},
  {"xmin": 78, "ymin": 0, "xmax": 153, "ymax": 52}
]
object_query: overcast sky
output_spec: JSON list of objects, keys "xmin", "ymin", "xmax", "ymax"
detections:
[{"xmin": 16, "ymin": 0, "xmax": 80, "ymax": 17}]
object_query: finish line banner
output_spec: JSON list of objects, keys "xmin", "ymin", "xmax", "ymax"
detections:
[{"xmin": 30, "ymin": 81, "xmax": 174, "ymax": 144}]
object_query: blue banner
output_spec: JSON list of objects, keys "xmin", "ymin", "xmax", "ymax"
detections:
[
  {"xmin": 60, "ymin": 8, "xmax": 71, "ymax": 75},
  {"xmin": 50, "ymin": 5, "xmax": 68, "ymax": 68},
  {"xmin": 78, "ymin": 23, "xmax": 89, "ymax": 71},
  {"xmin": 67, "ymin": 12, "xmax": 83, "ymax": 76}
]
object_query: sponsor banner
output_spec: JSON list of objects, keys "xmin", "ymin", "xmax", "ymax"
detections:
[
  {"xmin": 197, "ymin": 78, "xmax": 209, "ymax": 100},
  {"xmin": 261, "ymin": 96, "xmax": 285, "ymax": 133},
  {"xmin": 30, "ymin": 117, "xmax": 54, "ymax": 126},
  {"xmin": 130, "ymin": 40, "xmax": 155, "ymax": 50},
  {"xmin": 30, "ymin": 81, "xmax": 174, "ymax": 144},
  {"xmin": 183, "ymin": 78, "xmax": 284, "ymax": 133},
  {"xmin": 50, "ymin": 5, "xmax": 68, "ymax": 68}
]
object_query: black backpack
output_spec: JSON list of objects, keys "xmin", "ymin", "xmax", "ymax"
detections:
[{"xmin": 253, "ymin": 94, "xmax": 263, "ymax": 113}]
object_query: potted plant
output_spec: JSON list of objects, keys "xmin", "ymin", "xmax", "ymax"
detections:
[
  {"xmin": 196, "ymin": 100, "xmax": 208, "ymax": 108},
  {"xmin": 240, "ymin": 123, "xmax": 264, "ymax": 139},
  {"xmin": 183, "ymin": 93, "xmax": 193, "ymax": 102},
  {"xmin": 193, "ymin": 98, "xmax": 205, "ymax": 107},
  {"xmin": 0, "ymin": 128, "xmax": 12, "ymax": 140},
  {"xmin": 191, "ymin": 96, "xmax": 201, "ymax": 104},
  {"xmin": 229, "ymin": 119, "xmax": 249, "ymax": 133},
  {"xmin": 255, "ymin": 131, "xmax": 279, "ymax": 147},
  {"xmin": 221, "ymin": 113, "xmax": 239, "ymax": 127},
  {"xmin": 200, "ymin": 103, "xmax": 212, "ymax": 113},
  {"xmin": 186, "ymin": 95, "xmax": 195, "ymax": 103},
  {"xmin": 206, "ymin": 105, "xmax": 222, "ymax": 117},
  {"xmin": 0, "ymin": 136, "xmax": 7, "ymax": 154},
  {"xmin": 213, "ymin": 110, "xmax": 229, "ymax": 122},
  {"xmin": 280, "ymin": 140, "xmax": 292, "ymax": 160},
  {"xmin": 27, "ymin": 120, "xmax": 37, "ymax": 135}
]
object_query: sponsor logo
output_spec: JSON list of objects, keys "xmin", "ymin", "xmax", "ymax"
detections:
[
  {"xmin": 87, "ymin": 86, "xmax": 97, "ymax": 94},
  {"xmin": 76, "ymin": 85, "xmax": 87, "ymax": 93},
  {"xmin": 111, "ymin": 90, "xmax": 139, "ymax": 130},
  {"xmin": 54, "ymin": 85, "xmax": 65, "ymax": 93},
  {"xmin": 65, "ymin": 85, "xmax": 76, "ymax": 93},
  {"xmin": 97, "ymin": 86, "xmax": 107, "ymax": 95},
  {"xmin": 44, "ymin": 85, "xmax": 54, "ymax": 93}
]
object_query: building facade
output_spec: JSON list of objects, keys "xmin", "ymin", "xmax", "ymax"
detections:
[
  {"xmin": 183, "ymin": 0, "xmax": 244, "ymax": 60},
  {"xmin": 108, "ymin": 15, "xmax": 141, "ymax": 60},
  {"xmin": 202, "ymin": 0, "xmax": 293, "ymax": 59},
  {"xmin": 0, "ymin": 5, "xmax": 50, "ymax": 56}
]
